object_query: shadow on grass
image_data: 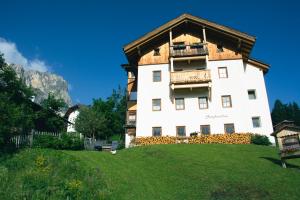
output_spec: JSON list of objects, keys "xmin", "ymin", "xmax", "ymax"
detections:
[
  {"xmin": 260, "ymin": 157, "xmax": 300, "ymax": 169},
  {"xmin": 210, "ymin": 182, "xmax": 271, "ymax": 200}
]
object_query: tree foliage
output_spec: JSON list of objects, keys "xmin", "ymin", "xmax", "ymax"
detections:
[
  {"xmin": 271, "ymin": 99, "xmax": 300, "ymax": 126},
  {"xmin": 0, "ymin": 54, "xmax": 35, "ymax": 146},
  {"xmin": 75, "ymin": 87, "xmax": 126, "ymax": 139},
  {"xmin": 35, "ymin": 93, "xmax": 68, "ymax": 132}
]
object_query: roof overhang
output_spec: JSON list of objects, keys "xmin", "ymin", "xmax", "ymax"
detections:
[
  {"xmin": 123, "ymin": 13, "xmax": 256, "ymax": 65},
  {"xmin": 247, "ymin": 58, "xmax": 270, "ymax": 74}
]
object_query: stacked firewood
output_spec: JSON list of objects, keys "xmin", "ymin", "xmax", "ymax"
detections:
[
  {"xmin": 188, "ymin": 133, "xmax": 251, "ymax": 144},
  {"xmin": 134, "ymin": 136, "xmax": 177, "ymax": 145},
  {"xmin": 134, "ymin": 133, "xmax": 251, "ymax": 146}
]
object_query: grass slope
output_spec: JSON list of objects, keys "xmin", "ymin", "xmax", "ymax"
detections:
[{"xmin": 1, "ymin": 144, "xmax": 300, "ymax": 199}]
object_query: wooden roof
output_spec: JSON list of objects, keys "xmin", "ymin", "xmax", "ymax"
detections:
[
  {"xmin": 124, "ymin": 13, "xmax": 256, "ymax": 62},
  {"xmin": 271, "ymin": 121, "xmax": 300, "ymax": 137}
]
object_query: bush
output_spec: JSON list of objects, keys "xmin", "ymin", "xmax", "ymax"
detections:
[
  {"xmin": 32, "ymin": 135, "xmax": 59, "ymax": 149},
  {"xmin": 251, "ymin": 134, "xmax": 271, "ymax": 146},
  {"xmin": 32, "ymin": 133, "xmax": 84, "ymax": 150}
]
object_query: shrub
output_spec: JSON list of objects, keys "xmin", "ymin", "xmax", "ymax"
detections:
[
  {"xmin": 251, "ymin": 134, "xmax": 271, "ymax": 146},
  {"xmin": 32, "ymin": 134, "xmax": 60, "ymax": 149},
  {"xmin": 32, "ymin": 133, "xmax": 84, "ymax": 150}
]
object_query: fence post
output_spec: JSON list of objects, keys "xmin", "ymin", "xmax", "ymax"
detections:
[{"xmin": 29, "ymin": 129, "xmax": 34, "ymax": 147}]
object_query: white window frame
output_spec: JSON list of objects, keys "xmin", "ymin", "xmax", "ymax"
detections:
[
  {"xmin": 252, "ymin": 117, "xmax": 261, "ymax": 128},
  {"xmin": 153, "ymin": 71, "xmax": 161, "ymax": 82},
  {"xmin": 175, "ymin": 98, "xmax": 185, "ymax": 110},
  {"xmin": 199, "ymin": 97, "xmax": 208, "ymax": 109},
  {"xmin": 152, "ymin": 99, "xmax": 161, "ymax": 111},
  {"xmin": 218, "ymin": 67, "xmax": 228, "ymax": 78}
]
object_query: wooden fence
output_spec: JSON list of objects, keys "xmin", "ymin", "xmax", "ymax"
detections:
[{"xmin": 10, "ymin": 130, "xmax": 80, "ymax": 148}]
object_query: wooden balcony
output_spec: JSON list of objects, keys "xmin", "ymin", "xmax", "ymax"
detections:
[
  {"xmin": 171, "ymin": 69, "xmax": 211, "ymax": 85},
  {"xmin": 170, "ymin": 43, "xmax": 208, "ymax": 58}
]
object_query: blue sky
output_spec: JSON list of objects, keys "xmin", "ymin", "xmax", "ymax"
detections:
[{"xmin": 0, "ymin": 0, "xmax": 299, "ymax": 108}]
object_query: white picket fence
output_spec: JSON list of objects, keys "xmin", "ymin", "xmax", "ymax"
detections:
[{"xmin": 10, "ymin": 130, "xmax": 79, "ymax": 148}]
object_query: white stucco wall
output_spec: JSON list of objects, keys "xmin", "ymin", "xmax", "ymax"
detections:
[
  {"xmin": 67, "ymin": 110, "xmax": 79, "ymax": 132},
  {"xmin": 135, "ymin": 59, "xmax": 274, "ymax": 142}
]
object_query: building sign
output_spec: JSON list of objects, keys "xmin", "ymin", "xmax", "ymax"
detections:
[{"xmin": 205, "ymin": 114, "xmax": 228, "ymax": 119}]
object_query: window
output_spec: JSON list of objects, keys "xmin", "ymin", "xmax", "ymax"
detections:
[
  {"xmin": 128, "ymin": 112, "xmax": 136, "ymax": 125},
  {"xmin": 252, "ymin": 117, "xmax": 261, "ymax": 128},
  {"xmin": 153, "ymin": 48, "xmax": 160, "ymax": 56},
  {"xmin": 217, "ymin": 44, "xmax": 224, "ymax": 52},
  {"xmin": 199, "ymin": 97, "xmax": 208, "ymax": 109},
  {"xmin": 200, "ymin": 125, "xmax": 211, "ymax": 135},
  {"xmin": 222, "ymin": 95, "xmax": 232, "ymax": 108},
  {"xmin": 152, "ymin": 99, "xmax": 161, "ymax": 111},
  {"xmin": 218, "ymin": 67, "xmax": 228, "ymax": 78},
  {"xmin": 152, "ymin": 127, "xmax": 162, "ymax": 136},
  {"xmin": 176, "ymin": 126, "xmax": 186, "ymax": 136},
  {"xmin": 224, "ymin": 123, "xmax": 235, "ymax": 134},
  {"xmin": 153, "ymin": 71, "xmax": 161, "ymax": 82},
  {"xmin": 248, "ymin": 90, "xmax": 256, "ymax": 100},
  {"xmin": 175, "ymin": 98, "xmax": 185, "ymax": 110}
]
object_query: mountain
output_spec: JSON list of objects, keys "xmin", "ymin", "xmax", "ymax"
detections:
[{"xmin": 11, "ymin": 64, "xmax": 72, "ymax": 106}]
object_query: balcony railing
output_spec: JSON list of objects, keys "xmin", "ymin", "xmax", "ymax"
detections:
[
  {"xmin": 170, "ymin": 69, "xmax": 211, "ymax": 84},
  {"xmin": 127, "ymin": 120, "xmax": 136, "ymax": 126},
  {"xmin": 170, "ymin": 43, "xmax": 208, "ymax": 57}
]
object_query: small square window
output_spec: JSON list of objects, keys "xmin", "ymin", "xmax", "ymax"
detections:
[
  {"xmin": 252, "ymin": 117, "xmax": 261, "ymax": 128},
  {"xmin": 152, "ymin": 127, "xmax": 162, "ymax": 136},
  {"xmin": 175, "ymin": 98, "xmax": 185, "ymax": 110},
  {"xmin": 217, "ymin": 44, "xmax": 224, "ymax": 52},
  {"xmin": 218, "ymin": 67, "xmax": 228, "ymax": 78},
  {"xmin": 128, "ymin": 112, "xmax": 136, "ymax": 122},
  {"xmin": 224, "ymin": 123, "xmax": 235, "ymax": 134},
  {"xmin": 199, "ymin": 97, "xmax": 208, "ymax": 109},
  {"xmin": 153, "ymin": 71, "xmax": 161, "ymax": 82},
  {"xmin": 222, "ymin": 95, "xmax": 232, "ymax": 108},
  {"xmin": 248, "ymin": 90, "xmax": 256, "ymax": 100},
  {"xmin": 176, "ymin": 126, "xmax": 186, "ymax": 137},
  {"xmin": 154, "ymin": 48, "xmax": 160, "ymax": 56},
  {"xmin": 200, "ymin": 125, "xmax": 211, "ymax": 135},
  {"xmin": 152, "ymin": 99, "xmax": 161, "ymax": 111}
]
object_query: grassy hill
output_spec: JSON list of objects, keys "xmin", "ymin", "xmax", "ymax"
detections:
[{"xmin": 1, "ymin": 144, "xmax": 300, "ymax": 199}]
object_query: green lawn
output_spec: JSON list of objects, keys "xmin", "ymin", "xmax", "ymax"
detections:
[{"xmin": 1, "ymin": 144, "xmax": 300, "ymax": 199}]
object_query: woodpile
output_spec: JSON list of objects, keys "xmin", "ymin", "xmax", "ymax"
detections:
[
  {"xmin": 134, "ymin": 136, "xmax": 177, "ymax": 145},
  {"xmin": 134, "ymin": 133, "xmax": 251, "ymax": 146},
  {"xmin": 188, "ymin": 133, "xmax": 251, "ymax": 144}
]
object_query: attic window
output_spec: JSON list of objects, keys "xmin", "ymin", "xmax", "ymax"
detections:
[
  {"xmin": 154, "ymin": 48, "xmax": 160, "ymax": 56},
  {"xmin": 217, "ymin": 44, "xmax": 224, "ymax": 53}
]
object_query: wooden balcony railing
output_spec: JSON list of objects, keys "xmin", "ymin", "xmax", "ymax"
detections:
[
  {"xmin": 170, "ymin": 69, "xmax": 211, "ymax": 84},
  {"xmin": 170, "ymin": 43, "xmax": 208, "ymax": 57}
]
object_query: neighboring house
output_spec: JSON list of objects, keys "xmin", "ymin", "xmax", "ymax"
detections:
[
  {"xmin": 64, "ymin": 104, "xmax": 82, "ymax": 132},
  {"xmin": 122, "ymin": 13, "xmax": 274, "ymax": 147}
]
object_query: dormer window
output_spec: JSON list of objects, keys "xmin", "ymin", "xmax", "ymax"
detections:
[
  {"xmin": 217, "ymin": 44, "xmax": 224, "ymax": 53},
  {"xmin": 154, "ymin": 48, "xmax": 160, "ymax": 56}
]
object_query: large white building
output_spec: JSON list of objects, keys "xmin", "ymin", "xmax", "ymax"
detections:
[{"xmin": 122, "ymin": 14, "xmax": 273, "ymax": 147}]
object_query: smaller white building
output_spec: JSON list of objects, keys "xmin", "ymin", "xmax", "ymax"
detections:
[{"xmin": 65, "ymin": 104, "xmax": 81, "ymax": 132}]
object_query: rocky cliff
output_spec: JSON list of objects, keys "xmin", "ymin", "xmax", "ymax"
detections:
[{"xmin": 11, "ymin": 64, "xmax": 72, "ymax": 106}]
